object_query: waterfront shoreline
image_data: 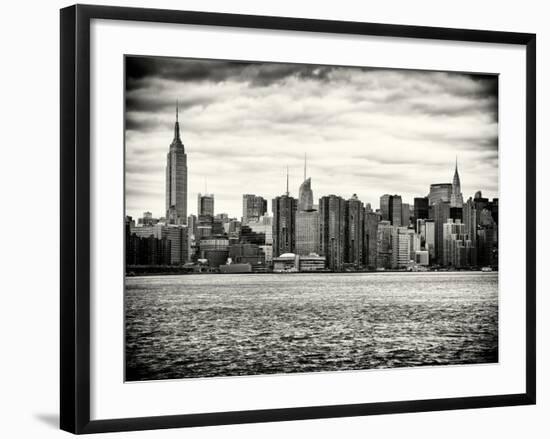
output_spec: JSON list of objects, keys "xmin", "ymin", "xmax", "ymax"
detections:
[{"xmin": 126, "ymin": 269, "xmax": 498, "ymax": 277}]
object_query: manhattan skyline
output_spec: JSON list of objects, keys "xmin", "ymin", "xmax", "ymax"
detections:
[{"xmin": 125, "ymin": 56, "xmax": 498, "ymax": 220}]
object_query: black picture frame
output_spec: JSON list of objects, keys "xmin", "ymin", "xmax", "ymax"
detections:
[{"xmin": 60, "ymin": 4, "xmax": 536, "ymax": 434}]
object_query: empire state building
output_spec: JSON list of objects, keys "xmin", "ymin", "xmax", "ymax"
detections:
[{"xmin": 165, "ymin": 104, "xmax": 188, "ymax": 225}]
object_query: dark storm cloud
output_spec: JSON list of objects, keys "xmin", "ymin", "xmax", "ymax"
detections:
[{"xmin": 126, "ymin": 56, "xmax": 336, "ymax": 92}]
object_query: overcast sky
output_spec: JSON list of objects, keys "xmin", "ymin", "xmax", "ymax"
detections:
[{"xmin": 125, "ymin": 56, "xmax": 498, "ymax": 220}]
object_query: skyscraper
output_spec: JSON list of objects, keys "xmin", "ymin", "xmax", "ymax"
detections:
[
  {"xmin": 379, "ymin": 194, "xmax": 402, "ymax": 226},
  {"xmin": 319, "ymin": 195, "xmax": 347, "ymax": 271},
  {"xmin": 295, "ymin": 158, "xmax": 319, "ymax": 256},
  {"xmin": 197, "ymin": 193, "xmax": 215, "ymax": 217},
  {"xmin": 401, "ymin": 203, "xmax": 411, "ymax": 227},
  {"xmin": 380, "ymin": 194, "xmax": 391, "ymax": 222},
  {"xmin": 346, "ymin": 194, "xmax": 364, "ymax": 268},
  {"xmin": 297, "ymin": 154, "xmax": 314, "ymax": 212},
  {"xmin": 364, "ymin": 211, "xmax": 380, "ymax": 269},
  {"xmin": 376, "ymin": 220, "xmax": 393, "ymax": 269},
  {"xmin": 417, "ymin": 218, "xmax": 435, "ymax": 262},
  {"xmin": 390, "ymin": 195, "xmax": 402, "ymax": 227},
  {"xmin": 165, "ymin": 103, "xmax": 188, "ymax": 225},
  {"xmin": 442, "ymin": 219, "xmax": 471, "ymax": 267},
  {"xmin": 242, "ymin": 194, "xmax": 267, "ymax": 224},
  {"xmin": 391, "ymin": 227, "xmax": 411, "ymax": 268},
  {"xmin": 428, "ymin": 183, "xmax": 452, "ymax": 205},
  {"xmin": 433, "ymin": 200, "xmax": 451, "ymax": 264},
  {"xmin": 413, "ymin": 197, "xmax": 429, "ymax": 225},
  {"xmin": 272, "ymin": 169, "xmax": 297, "ymax": 257},
  {"xmin": 450, "ymin": 158, "xmax": 464, "ymax": 208},
  {"xmin": 463, "ymin": 197, "xmax": 478, "ymax": 266}
]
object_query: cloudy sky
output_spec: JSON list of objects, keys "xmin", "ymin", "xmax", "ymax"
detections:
[{"xmin": 125, "ymin": 56, "xmax": 498, "ymax": 220}]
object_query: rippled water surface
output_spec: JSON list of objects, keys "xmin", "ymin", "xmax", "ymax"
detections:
[{"xmin": 125, "ymin": 272, "xmax": 498, "ymax": 381}]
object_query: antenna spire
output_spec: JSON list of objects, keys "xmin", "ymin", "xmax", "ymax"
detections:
[
  {"xmin": 286, "ymin": 166, "xmax": 289, "ymax": 196},
  {"xmin": 173, "ymin": 100, "xmax": 182, "ymax": 144}
]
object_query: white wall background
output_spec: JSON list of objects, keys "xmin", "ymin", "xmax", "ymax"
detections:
[{"xmin": 0, "ymin": 0, "xmax": 546, "ymax": 437}]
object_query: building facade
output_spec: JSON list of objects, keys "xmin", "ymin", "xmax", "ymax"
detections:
[
  {"xmin": 428, "ymin": 183, "xmax": 452, "ymax": 206},
  {"xmin": 199, "ymin": 237, "xmax": 229, "ymax": 267},
  {"xmin": 379, "ymin": 194, "xmax": 402, "ymax": 226},
  {"xmin": 295, "ymin": 211, "xmax": 320, "ymax": 256},
  {"xmin": 414, "ymin": 197, "xmax": 429, "ymax": 225},
  {"xmin": 376, "ymin": 220, "xmax": 393, "ymax": 269},
  {"xmin": 197, "ymin": 193, "xmax": 215, "ymax": 217},
  {"xmin": 364, "ymin": 211, "xmax": 380, "ymax": 269},
  {"xmin": 165, "ymin": 105, "xmax": 188, "ymax": 224},
  {"xmin": 272, "ymin": 194, "xmax": 297, "ymax": 257},
  {"xmin": 346, "ymin": 194, "xmax": 364, "ymax": 267},
  {"xmin": 433, "ymin": 200, "xmax": 451, "ymax": 265},
  {"xmin": 319, "ymin": 195, "xmax": 347, "ymax": 271},
  {"xmin": 242, "ymin": 194, "xmax": 267, "ymax": 224},
  {"xmin": 295, "ymin": 171, "xmax": 319, "ymax": 256},
  {"xmin": 391, "ymin": 227, "xmax": 411, "ymax": 268}
]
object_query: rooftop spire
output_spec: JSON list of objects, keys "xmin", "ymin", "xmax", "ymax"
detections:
[
  {"xmin": 173, "ymin": 100, "xmax": 181, "ymax": 143},
  {"xmin": 286, "ymin": 166, "xmax": 289, "ymax": 196}
]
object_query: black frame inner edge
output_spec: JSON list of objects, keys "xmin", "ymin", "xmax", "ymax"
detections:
[{"xmin": 60, "ymin": 4, "xmax": 536, "ymax": 434}]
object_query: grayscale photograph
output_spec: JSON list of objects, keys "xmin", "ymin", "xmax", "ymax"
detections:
[{"xmin": 124, "ymin": 55, "xmax": 499, "ymax": 382}]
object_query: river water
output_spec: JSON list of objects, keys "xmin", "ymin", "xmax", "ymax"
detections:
[{"xmin": 125, "ymin": 272, "xmax": 498, "ymax": 381}]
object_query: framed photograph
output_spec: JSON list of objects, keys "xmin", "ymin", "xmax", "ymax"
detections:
[{"xmin": 60, "ymin": 4, "xmax": 536, "ymax": 434}]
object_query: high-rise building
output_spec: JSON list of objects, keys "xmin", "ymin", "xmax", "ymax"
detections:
[
  {"xmin": 187, "ymin": 214, "xmax": 198, "ymax": 261},
  {"xmin": 433, "ymin": 200, "xmax": 451, "ymax": 265},
  {"xmin": 379, "ymin": 194, "xmax": 402, "ymax": 226},
  {"xmin": 242, "ymin": 194, "xmax": 267, "ymax": 224},
  {"xmin": 478, "ymin": 208, "xmax": 498, "ymax": 267},
  {"xmin": 247, "ymin": 215, "xmax": 274, "ymax": 264},
  {"xmin": 165, "ymin": 103, "xmax": 188, "ymax": 224},
  {"xmin": 295, "ymin": 159, "xmax": 319, "ymax": 256},
  {"xmin": 463, "ymin": 197, "xmax": 478, "ymax": 266},
  {"xmin": 319, "ymin": 195, "xmax": 347, "ymax": 271},
  {"xmin": 391, "ymin": 227, "xmax": 411, "ymax": 268},
  {"xmin": 376, "ymin": 221, "xmax": 393, "ymax": 269},
  {"xmin": 450, "ymin": 158, "xmax": 464, "ymax": 208},
  {"xmin": 414, "ymin": 197, "xmax": 429, "ymax": 226},
  {"xmin": 364, "ymin": 211, "xmax": 380, "ymax": 269},
  {"xmin": 197, "ymin": 193, "xmax": 214, "ymax": 217},
  {"xmin": 442, "ymin": 219, "xmax": 472, "ymax": 267},
  {"xmin": 298, "ymin": 154, "xmax": 314, "ymax": 211},
  {"xmin": 296, "ymin": 211, "xmax": 319, "ymax": 256},
  {"xmin": 401, "ymin": 203, "xmax": 411, "ymax": 228},
  {"xmin": 346, "ymin": 194, "xmax": 364, "ymax": 268},
  {"xmin": 272, "ymin": 171, "xmax": 297, "ymax": 257},
  {"xmin": 428, "ymin": 183, "xmax": 452, "ymax": 205},
  {"xmin": 390, "ymin": 195, "xmax": 402, "ymax": 227},
  {"xmin": 380, "ymin": 194, "xmax": 391, "ymax": 222},
  {"xmin": 162, "ymin": 225, "xmax": 189, "ymax": 265},
  {"xmin": 490, "ymin": 198, "xmax": 499, "ymax": 225},
  {"xmin": 417, "ymin": 218, "xmax": 436, "ymax": 262}
]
